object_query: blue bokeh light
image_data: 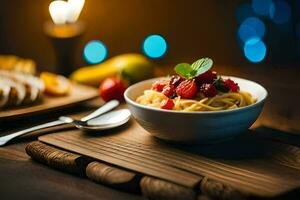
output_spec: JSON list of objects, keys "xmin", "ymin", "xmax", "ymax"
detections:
[
  {"xmin": 251, "ymin": 0, "xmax": 273, "ymax": 16},
  {"xmin": 238, "ymin": 17, "xmax": 266, "ymax": 42},
  {"xmin": 236, "ymin": 3, "xmax": 255, "ymax": 23},
  {"xmin": 243, "ymin": 38, "xmax": 267, "ymax": 63},
  {"xmin": 269, "ymin": 0, "xmax": 291, "ymax": 24},
  {"xmin": 83, "ymin": 40, "xmax": 107, "ymax": 64},
  {"xmin": 143, "ymin": 34, "xmax": 167, "ymax": 58}
]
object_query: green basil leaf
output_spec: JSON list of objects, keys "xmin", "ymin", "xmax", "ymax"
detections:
[
  {"xmin": 174, "ymin": 63, "xmax": 193, "ymax": 79},
  {"xmin": 190, "ymin": 58, "xmax": 213, "ymax": 78}
]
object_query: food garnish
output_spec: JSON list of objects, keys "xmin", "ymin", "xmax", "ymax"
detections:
[
  {"xmin": 136, "ymin": 57, "xmax": 256, "ymax": 111},
  {"xmin": 152, "ymin": 80, "xmax": 168, "ymax": 92},
  {"xmin": 40, "ymin": 72, "xmax": 71, "ymax": 96},
  {"xmin": 160, "ymin": 98, "xmax": 174, "ymax": 110},
  {"xmin": 174, "ymin": 58, "xmax": 213, "ymax": 80},
  {"xmin": 175, "ymin": 79, "xmax": 198, "ymax": 99},
  {"xmin": 224, "ymin": 79, "xmax": 240, "ymax": 92},
  {"xmin": 162, "ymin": 84, "xmax": 175, "ymax": 98}
]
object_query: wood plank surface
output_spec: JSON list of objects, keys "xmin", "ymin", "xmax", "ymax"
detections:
[{"xmin": 39, "ymin": 119, "xmax": 300, "ymax": 198}]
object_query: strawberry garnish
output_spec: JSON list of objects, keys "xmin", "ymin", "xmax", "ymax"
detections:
[
  {"xmin": 200, "ymin": 83, "xmax": 218, "ymax": 97},
  {"xmin": 223, "ymin": 79, "xmax": 240, "ymax": 92},
  {"xmin": 170, "ymin": 75, "xmax": 185, "ymax": 87},
  {"xmin": 162, "ymin": 85, "xmax": 175, "ymax": 98},
  {"xmin": 152, "ymin": 80, "xmax": 168, "ymax": 92},
  {"xmin": 195, "ymin": 70, "xmax": 217, "ymax": 84},
  {"xmin": 175, "ymin": 79, "xmax": 198, "ymax": 99},
  {"xmin": 160, "ymin": 98, "xmax": 174, "ymax": 110}
]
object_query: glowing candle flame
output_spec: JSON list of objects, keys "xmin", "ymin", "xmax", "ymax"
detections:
[{"xmin": 49, "ymin": 0, "xmax": 85, "ymax": 25}]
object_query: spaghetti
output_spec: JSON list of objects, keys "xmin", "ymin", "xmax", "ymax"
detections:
[{"xmin": 136, "ymin": 89, "xmax": 256, "ymax": 111}]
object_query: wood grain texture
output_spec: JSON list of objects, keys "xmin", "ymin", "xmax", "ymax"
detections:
[
  {"xmin": 38, "ymin": 122, "xmax": 300, "ymax": 198},
  {"xmin": 86, "ymin": 161, "xmax": 141, "ymax": 193},
  {"xmin": 40, "ymin": 130, "xmax": 202, "ymax": 188},
  {"xmin": 197, "ymin": 195, "xmax": 213, "ymax": 200},
  {"xmin": 0, "ymin": 83, "xmax": 98, "ymax": 121},
  {"xmin": 199, "ymin": 177, "xmax": 247, "ymax": 200},
  {"xmin": 26, "ymin": 141, "xmax": 91, "ymax": 176},
  {"xmin": 140, "ymin": 176, "xmax": 196, "ymax": 200},
  {"xmin": 26, "ymin": 141, "xmax": 200, "ymax": 198}
]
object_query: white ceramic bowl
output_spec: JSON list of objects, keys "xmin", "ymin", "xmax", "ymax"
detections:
[{"xmin": 124, "ymin": 76, "xmax": 268, "ymax": 143}]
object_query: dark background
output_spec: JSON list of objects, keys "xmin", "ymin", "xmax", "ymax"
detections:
[
  {"xmin": 0, "ymin": 0, "xmax": 266, "ymax": 71},
  {"xmin": 0, "ymin": 0, "xmax": 299, "ymax": 77}
]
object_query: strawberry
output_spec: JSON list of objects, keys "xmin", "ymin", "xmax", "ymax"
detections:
[
  {"xmin": 162, "ymin": 85, "xmax": 175, "ymax": 98},
  {"xmin": 170, "ymin": 75, "xmax": 185, "ymax": 87},
  {"xmin": 200, "ymin": 83, "xmax": 218, "ymax": 97},
  {"xmin": 160, "ymin": 98, "xmax": 174, "ymax": 110},
  {"xmin": 195, "ymin": 70, "xmax": 217, "ymax": 84},
  {"xmin": 152, "ymin": 80, "xmax": 168, "ymax": 92},
  {"xmin": 224, "ymin": 79, "xmax": 240, "ymax": 92},
  {"xmin": 175, "ymin": 79, "xmax": 198, "ymax": 99}
]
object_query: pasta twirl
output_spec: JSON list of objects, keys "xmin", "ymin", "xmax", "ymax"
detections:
[{"xmin": 136, "ymin": 90, "xmax": 256, "ymax": 111}]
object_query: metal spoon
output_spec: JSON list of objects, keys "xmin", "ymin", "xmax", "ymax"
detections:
[
  {"xmin": 59, "ymin": 109, "xmax": 131, "ymax": 131},
  {"xmin": 0, "ymin": 100, "xmax": 119, "ymax": 146}
]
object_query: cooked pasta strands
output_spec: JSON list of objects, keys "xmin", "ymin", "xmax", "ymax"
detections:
[
  {"xmin": 228, "ymin": 104, "xmax": 238, "ymax": 109},
  {"xmin": 197, "ymin": 103, "xmax": 225, "ymax": 111},
  {"xmin": 219, "ymin": 99, "xmax": 236, "ymax": 106},
  {"xmin": 183, "ymin": 103, "xmax": 198, "ymax": 111},
  {"xmin": 136, "ymin": 89, "xmax": 256, "ymax": 111},
  {"xmin": 240, "ymin": 91, "xmax": 256, "ymax": 105},
  {"xmin": 174, "ymin": 96, "xmax": 181, "ymax": 109}
]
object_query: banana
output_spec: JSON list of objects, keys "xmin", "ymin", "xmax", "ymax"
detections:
[{"xmin": 70, "ymin": 53, "xmax": 154, "ymax": 86}]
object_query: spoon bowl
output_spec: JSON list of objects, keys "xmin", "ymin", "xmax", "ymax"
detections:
[
  {"xmin": 84, "ymin": 109, "xmax": 131, "ymax": 130},
  {"xmin": 59, "ymin": 109, "xmax": 131, "ymax": 131}
]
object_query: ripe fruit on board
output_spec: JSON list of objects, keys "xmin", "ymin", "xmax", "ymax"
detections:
[
  {"xmin": 40, "ymin": 72, "xmax": 71, "ymax": 96},
  {"xmin": 99, "ymin": 77, "xmax": 127, "ymax": 102},
  {"xmin": 71, "ymin": 54, "xmax": 154, "ymax": 86}
]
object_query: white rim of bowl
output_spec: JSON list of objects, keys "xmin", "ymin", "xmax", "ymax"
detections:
[{"xmin": 124, "ymin": 76, "xmax": 268, "ymax": 114}]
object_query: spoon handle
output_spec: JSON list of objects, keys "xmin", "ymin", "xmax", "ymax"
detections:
[
  {"xmin": 0, "ymin": 120, "xmax": 66, "ymax": 146},
  {"xmin": 80, "ymin": 100, "xmax": 119, "ymax": 122},
  {"xmin": 0, "ymin": 100, "xmax": 120, "ymax": 146}
]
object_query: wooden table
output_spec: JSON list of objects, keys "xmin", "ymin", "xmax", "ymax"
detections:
[
  {"xmin": 0, "ymin": 65, "xmax": 299, "ymax": 200},
  {"xmin": 0, "ymin": 102, "xmax": 145, "ymax": 200}
]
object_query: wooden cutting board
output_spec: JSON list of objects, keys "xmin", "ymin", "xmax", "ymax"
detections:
[
  {"xmin": 0, "ymin": 83, "xmax": 98, "ymax": 121},
  {"xmin": 39, "ymin": 120, "xmax": 300, "ymax": 198}
]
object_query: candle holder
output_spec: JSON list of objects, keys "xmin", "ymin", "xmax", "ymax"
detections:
[{"xmin": 44, "ymin": 21, "xmax": 85, "ymax": 76}]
